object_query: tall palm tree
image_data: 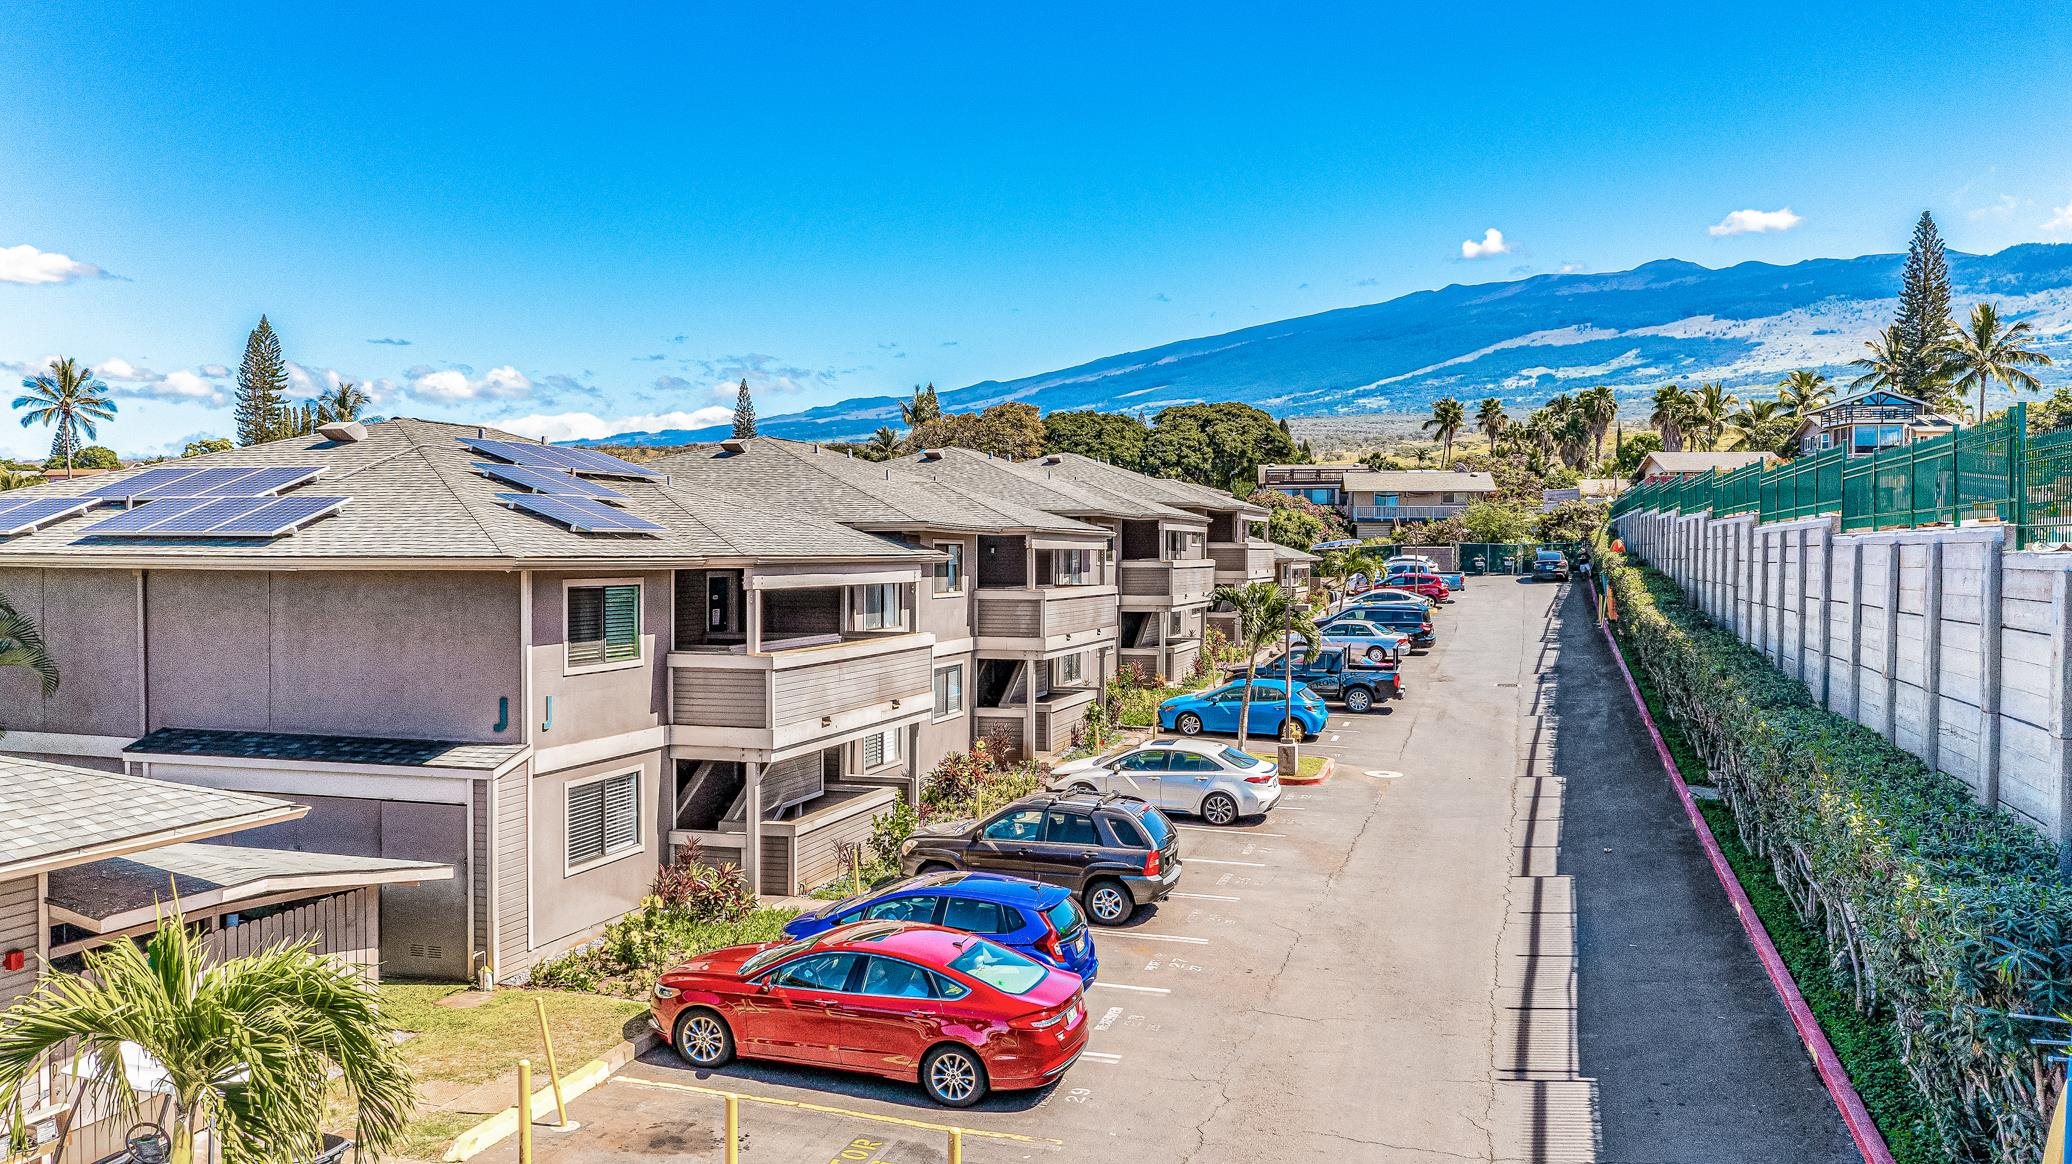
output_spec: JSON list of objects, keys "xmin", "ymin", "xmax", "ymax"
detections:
[
  {"xmin": 13, "ymin": 357, "xmax": 117, "ymax": 473},
  {"xmin": 1724, "ymin": 399, "xmax": 1790, "ymax": 454},
  {"xmin": 1648, "ymin": 384, "xmax": 1693, "ymax": 452},
  {"xmin": 1947, "ymin": 302, "xmax": 2055, "ymax": 424},
  {"xmin": 0, "ymin": 590, "xmax": 58, "ymax": 739},
  {"xmin": 316, "ymin": 381, "xmax": 370, "ymax": 423},
  {"xmin": 0, "ymin": 914, "xmax": 413, "ymax": 1164},
  {"xmin": 1578, "ymin": 385, "xmax": 1617, "ymax": 465},
  {"xmin": 1689, "ymin": 382, "xmax": 1736, "ymax": 451},
  {"xmin": 1423, "ymin": 397, "xmax": 1466, "ymax": 466},
  {"xmin": 1209, "ymin": 581, "xmax": 1318, "ymax": 746},
  {"xmin": 1776, "ymin": 369, "xmax": 1831, "ymax": 418},
  {"xmin": 1475, "ymin": 398, "xmax": 1508, "ymax": 451}
]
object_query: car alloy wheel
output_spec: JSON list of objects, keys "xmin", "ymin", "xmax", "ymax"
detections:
[
  {"xmin": 922, "ymin": 1045, "xmax": 987, "ymax": 1107},
  {"xmin": 1176, "ymin": 712, "xmax": 1204, "ymax": 736},
  {"xmin": 1366, "ymin": 647, "xmax": 1387, "ymax": 663},
  {"xmin": 1202, "ymin": 792, "xmax": 1239, "ymax": 826},
  {"xmin": 1085, "ymin": 879, "xmax": 1132, "ymax": 925},
  {"xmin": 675, "ymin": 1010, "xmax": 732, "ymax": 1068},
  {"xmin": 1344, "ymin": 687, "xmax": 1373, "ymax": 713}
]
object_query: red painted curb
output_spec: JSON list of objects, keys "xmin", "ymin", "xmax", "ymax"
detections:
[
  {"xmin": 1279, "ymin": 756, "xmax": 1336, "ymax": 785},
  {"xmin": 1596, "ymin": 615, "xmax": 1896, "ymax": 1164}
]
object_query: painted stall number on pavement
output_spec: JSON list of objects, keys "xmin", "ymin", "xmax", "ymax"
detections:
[{"xmin": 825, "ymin": 1136, "xmax": 898, "ymax": 1164}]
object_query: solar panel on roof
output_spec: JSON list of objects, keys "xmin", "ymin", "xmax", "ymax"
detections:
[
  {"xmin": 82, "ymin": 499, "xmax": 214, "ymax": 534},
  {"xmin": 201, "ymin": 494, "xmax": 349, "ymax": 536},
  {"xmin": 497, "ymin": 492, "xmax": 664, "ymax": 534},
  {"xmin": 183, "ymin": 466, "xmax": 322, "ymax": 497},
  {"xmin": 471, "ymin": 462, "xmax": 626, "ymax": 501},
  {"xmin": 82, "ymin": 466, "xmax": 207, "ymax": 499},
  {"xmin": 0, "ymin": 498, "xmax": 95, "ymax": 535},
  {"xmin": 457, "ymin": 437, "xmax": 662, "ymax": 480},
  {"xmin": 82, "ymin": 495, "xmax": 347, "ymax": 538}
]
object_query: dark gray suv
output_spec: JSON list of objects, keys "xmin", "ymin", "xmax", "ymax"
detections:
[{"xmin": 898, "ymin": 792, "xmax": 1183, "ymax": 925}]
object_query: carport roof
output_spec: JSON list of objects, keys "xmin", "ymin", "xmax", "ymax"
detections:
[
  {"xmin": 48, "ymin": 843, "xmax": 453, "ymax": 933},
  {"xmin": 0, "ymin": 755, "xmax": 303, "ymax": 879},
  {"xmin": 127, "ymin": 727, "xmax": 529, "ymax": 771}
]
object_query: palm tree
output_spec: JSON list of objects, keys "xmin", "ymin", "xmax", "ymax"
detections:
[
  {"xmin": 316, "ymin": 381, "xmax": 370, "ymax": 423},
  {"xmin": 1948, "ymin": 302, "xmax": 2055, "ymax": 424},
  {"xmin": 1578, "ymin": 386, "xmax": 1617, "ymax": 465},
  {"xmin": 1423, "ymin": 397, "xmax": 1466, "ymax": 465},
  {"xmin": 13, "ymin": 357, "xmax": 117, "ymax": 474},
  {"xmin": 1475, "ymin": 398, "xmax": 1508, "ymax": 451},
  {"xmin": 1209, "ymin": 581, "xmax": 1318, "ymax": 746},
  {"xmin": 1776, "ymin": 369, "xmax": 1831, "ymax": 418},
  {"xmin": 1315, "ymin": 548, "xmax": 1357, "ymax": 601},
  {"xmin": 855, "ymin": 426, "xmax": 904, "ymax": 461},
  {"xmin": 0, "ymin": 590, "xmax": 57, "ymax": 739},
  {"xmin": 1849, "ymin": 325, "xmax": 1907, "ymax": 393},
  {"xmin": 1689, "ymin": 382, "xmax": 1735, "ymax": 451},
  {"xmin": 1724, "ymin": 399, "xmax": 1790, "ymax": 454},
  {"xmin": 0, "ymin": 914, "xmax": 413, "ymax": 1164},
  {"xmin": 1649, "ymin": 384, "xmax": 1693, "ymax": 452},
  {"xmin": 899, "ymin": 384, "xmax": 941, "ymax": 429}
]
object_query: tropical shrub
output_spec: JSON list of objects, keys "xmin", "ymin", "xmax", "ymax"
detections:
[
  {"xmin": 651, "ymin": 843, "xmax": 755, "ymax": 923},
  {"xmin": 530, "ymin": 898, "xmax": 795, "ymax": 998},
  {"xmin": 1597, "ymin": 533, "xmax": 2072, "ymax": 1162}
]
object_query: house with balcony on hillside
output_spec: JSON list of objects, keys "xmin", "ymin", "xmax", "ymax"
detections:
[
  {"xmin": 0, "ymin": 418, "xmax": 946, "ymax": 982},
  {"xmin": 1791, "ymin": 389, "xmax": 1964, "ymax": 457},
  {"xmin": 1256, "ymin": 463, "xmax": 1500, "ymax": 537}
]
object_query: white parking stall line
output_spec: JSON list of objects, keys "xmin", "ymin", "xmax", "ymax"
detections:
[
  {"xmin": 1171, "ymin": 892, "xmax": 1240, "ymax": 901},
  {"xmin": 1176, "ymin": 826, "xmax": 1284, "ymax": 837},
  {"xmin": 1090, "ymin": 981, "xmax": 1172, "ymax": 994},
  {"xmin": 1082, "ymin": 1051, "xmax": 1124, "ymax": 1063},
  {"xmin": 1188, "ymin": 857, "xmax": 1269, "ymax": 867},
  {"xmin": 1097, "ymin": 931, "xmax": 1210, "ymax": 944}
]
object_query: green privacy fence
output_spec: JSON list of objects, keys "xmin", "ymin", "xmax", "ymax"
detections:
[{"xmin": 1607, "ymin": 403, "xmax": 2072, "ymax": 548}]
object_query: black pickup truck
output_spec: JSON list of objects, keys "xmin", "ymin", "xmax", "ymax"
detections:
[{"xmin": 1279, "ymin": 646, "xmax": 1402, "ymax": 713}]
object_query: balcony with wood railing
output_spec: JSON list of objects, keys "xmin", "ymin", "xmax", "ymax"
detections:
[
  {"xmin": 1208, "ymin": 541, "xmax": 1277, "ymax": 585},
  {"xmin": 669, "ymin": 633, "xmax": 935, "ymax": 754},
  {"xmin": 972, "ymin": 586, "xmax": 1119, "ymax": 654},
  {"xmin": 1117, "ymin": 558, "xmax": 1216, "ymax": 607}
]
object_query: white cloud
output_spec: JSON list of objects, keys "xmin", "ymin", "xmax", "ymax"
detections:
[
  {"xmin": 2044, "ymin": 202, "xmax": 2072, "ymax": 236},
  {"xmin": 83, "ymin": 358, "xmax": 234, "ymax": 406},
  {"xmin": 407, "ymin": 364, "xmax": 534, "ymax": 401},
  {"xmin": 1969, "ymin": 194, "xmax": 2020, "ymax": 222},
  {"xmin": 497, "ymin": 408, "xmax": 732, "ymax": 443},
  {"xmin": 1708, "ymin": 207, "xmax": 1802, "ymax": 236},
  {"xmin": 1557, "ymin": 262, "xmax": 1584, "ymax": 274},
  {"xmin": 1460, "ymin": 228, "xmax": 1511, "ymax": 260},
  {"xmin": 0, "ymin": 243, "xmax": 111, "ymax": 285}
]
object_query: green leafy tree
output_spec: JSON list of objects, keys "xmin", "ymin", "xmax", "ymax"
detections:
[
  {"xmin": 730, "ymin": 377, "xmax": 757, "ymax": 439},
  {"xmin": 2030, "ymin": 386, "xmax": 2072, "ymax": 434},
  {"xmin": 1265, "ymin": 507, "xmax": 1323, "ymax": 553},
  {"xmin": 0, "ymin": 914, "xmax": 413, "ymax": 1164},
  {"xmin": 1536, "ymin": 499, "xmax": 1605, "ymax": 543},
  {"xmin": 0, "ymin": 589, "xmax": 58, "ymax": 738},
  {"xmin": 1243, "ymin": 489, "xmax": 1350, "ymax": 545},
  {"xmin": 910, "ymin": 402, "xmax": 1044, "ymax": 459},
  {"xmin": 14, "ymin": 357, "xmax": 117, "ymax": 471},
  {"xmin": 1144, "ymin": 403, "xmax": 1297, "ymax": 491},
  {"xmin": 1423, "ymin": 396, "xmax": 1466, "ymax": 465},
  {"xmin": 1947, "ymin": 302, "xmax": 2054, "ymax": 424},
  {"xmin": 1042, "ymin": 410, "xmax": 1150, "ymax": 469},
  {"xmin": 1207, "ymin": 581, "xmax": 1317, "ymax": 745},
  {"xmin": 1459, "ymin": 500, "xmax": 1535, "ymax": 543},
  {"xmin": 182, "ymin": 437, "xmax": 233, "ymax": 458},
  {"xmin": 1611, "ymin": 431, "xmax": 1662, "ymax": 478},
  {"xmin": 235, "ymin": 316, "xmax": 290, "ymax": 446},
  {"xmin": 1138, "ymin": 413, "xmax": 1218, "ymax": 484},
  {"xmin": 1776, "ymin": 369, "xmax": 1831, "ymax": 417},
  {"xmin": 45, "ymin": 445, "xmax": 119, "ymax": 470},
  {"xmin": 1894, "ymin": 211, "xmax": 1953, "ymax": 398},
  {"xmin": 899, "ymin": 383, "xmax": 942, "ymax": 428}
]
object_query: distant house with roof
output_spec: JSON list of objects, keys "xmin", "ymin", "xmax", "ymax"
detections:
[
  {"xmin": 1256, "ymin": 464, "xmax": 1499, "ymax": 537},
  {"xmin": 1635, "ymin": 450, "xmax": 1781, "ymax": 482},
  {"xmin": 1792, "ymin": 389, "xmax": 1964, "ymax": 457}
]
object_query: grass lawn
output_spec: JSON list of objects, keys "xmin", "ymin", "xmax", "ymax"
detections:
[{"xmin": 1246, "ymin": 750, "xmax": 1328, "ymax": 778}]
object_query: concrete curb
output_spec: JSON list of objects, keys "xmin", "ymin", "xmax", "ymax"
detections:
[
  {"xmin": 1597, "ymin": 615, "xmax": 1896, "ymax": 1164},
  {"xmin": 1279, "ymin": 756, "xmax": 1335, "ymax": 785},
  {"xmin": 440, "ymin": 1028, "xmax": 661, "ymax": 1162}
]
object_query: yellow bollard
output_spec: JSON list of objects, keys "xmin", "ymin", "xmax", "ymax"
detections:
[
  {"xmin": 946, "ymin": 1126, "xmax": 963, "ymax": 1164},
  {"xmin": 517, "ymin": 1059, "xmax": 534, "ymax": 1164},
  {"xmin": 535, "ymin": 997, "xmax": 569, "ymax": 1126},
  {"xmin": 723, "ymin": 1093, "xmax": 740, "ymax": 1164}
]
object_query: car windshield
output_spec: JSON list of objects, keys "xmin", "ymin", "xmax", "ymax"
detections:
[
  {"xmin": 1134, "ymin": 805, "xmax": 1175, "ymax": 847},
  {"xmin": 739, "ymin": 939, "xmax": 814, "ymax": 978},
  {"xmin": 948, "ymin": 938, "xmax": 1050, "ymax": 995},
  {"xmin": 1218, "ymin": 746, "xmax": 1259, "ymax": 768}
]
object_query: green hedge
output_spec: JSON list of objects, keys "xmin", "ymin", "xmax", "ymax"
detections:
[{"xmin": 1597, "ymin": 534, "xmax": 2072, "ymax": 1162}]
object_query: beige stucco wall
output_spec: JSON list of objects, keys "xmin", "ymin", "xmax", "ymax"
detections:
[
  {"xmin": 0, "ymin": 567, "xmax": 145, "ymax": 737},
  {"xmin": 528, "ymin": 570, "xmax": 671, "ymax": 745},
  {"xmin": 917, "ymin": 647, "xmax": 977, "ymax": 771},
  {"xmin": 525, "ymin": 749, "xmax": 666, "ymax": 953}
]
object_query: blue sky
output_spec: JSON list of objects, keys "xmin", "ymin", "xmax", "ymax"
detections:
[{"xmin": 5, "ymin": 2, "xmax": 2072, "ymax": 458}]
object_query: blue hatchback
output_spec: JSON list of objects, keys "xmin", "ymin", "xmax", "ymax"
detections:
[
  {"xmin": 1159, "ymin": 678, "xmax": 1329, "ymax": 740},
  {"xmin": 783, "ymin": 871, "xmax": 1099, "ymax": 982}
]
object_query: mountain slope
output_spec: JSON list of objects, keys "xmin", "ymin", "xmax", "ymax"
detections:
[{"xmin": 588, "ymin": 243, "xmax": 2072, "ymax": 446}]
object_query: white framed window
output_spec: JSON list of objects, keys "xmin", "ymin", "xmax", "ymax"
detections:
[
  {"xmin": 934, "ymin": 544, "xmax": 965, "ymax": 595},
  {"xmin": 1053, "ymin": 549, "xmax": 1095, "ymax": 586},
  {"xmin": 566, "ymin": 582, "xmax": 642, "ymax": 673},
  {"xmin": 862, "ymin": 728, "xmax": 905, "ymax": 770},
  {"xmin": 566, "ymin": 770, "xmax": 642, "ymax": 873},
  {"xmin": 933, "ymin": 665, "xmax": 964, "ymax": 720},
  {"xmin": 854, "ymin": 583, "xmax": 907, "ymax": 631},
  {"xmin": 1054, "ymin": 652, "xmax": 1084, "ymax": 687}
]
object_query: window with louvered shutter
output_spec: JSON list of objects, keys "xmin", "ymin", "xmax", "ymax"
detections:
[
  {"xmin": 567, "ymin": 771, "xmax": 641, "ymax": 868},
  {"xmin": 863, "ymin": 732, "xmax": 885, "ymax": 769},
  {"xmin": 567, "ymin": 584, "xmax": 641, "ymax": 668}
]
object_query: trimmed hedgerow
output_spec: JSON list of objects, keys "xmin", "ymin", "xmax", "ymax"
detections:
[{"xmin": 1597, "ymin": 534, "xmax": 2072, "ymax": 1163}]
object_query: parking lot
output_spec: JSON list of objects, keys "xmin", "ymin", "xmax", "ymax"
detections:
[{"xmin": 475, "ymin": 577, "xmax": 1855, "ymax": 1163}]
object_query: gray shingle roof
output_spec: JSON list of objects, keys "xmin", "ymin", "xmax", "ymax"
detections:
[
  {"xmin": 1030, "ymin": 452, "xmax": 1267, "ymax": 517},
  {"xmin": 49, "ymin": 842, "xmax": 452, "ymax": 928},
  {"xmin": 649, "ymin": 439, "xmax": 1107, "ymax": 537},
  {"xmin": 0, "ymin": 755, "xmax": 301, "ymax": 876},
  {"xmin": 126, "ymin": 728, "xmax": 527, "ymax": 770},
  {"xmin": 1637, "ymin": 451, "xmax": 1777, "ymax": 474},
  {"xmin": 890, "ymin": 448, "xmax": 1205, "ymax": 524},
  {"xmin": 0, "ymin": 418, "xmax": 937, "ymax": 567},
  {"xmin": 1338, "ymin": 470, "xmax": 1500, "ymax": 493}
]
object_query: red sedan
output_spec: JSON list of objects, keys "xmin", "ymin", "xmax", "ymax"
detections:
[
  {"xmin": 650, "ymin": 920, "xmax": 1089, "ymax": 1106},
  {"xmin": 1389, "ymin": 572, "xmax": 1452, "ymax": 602}
]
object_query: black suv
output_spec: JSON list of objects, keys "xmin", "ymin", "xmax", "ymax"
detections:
[
  {"xmin": 897, "ymin": 792, "xmax": 1183, "ymax": 925},
  {"xmin": 1324, "ymin": 602, "xmax": 1437, "ymax": 648}
]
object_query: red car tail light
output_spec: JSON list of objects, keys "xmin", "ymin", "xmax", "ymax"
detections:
[
  {"xmin": 1035, "ymin": 924, "xmax": 1066, "ymax": 962},
  {"xmin": 1244, "ymin": 771, "xmax": 1274, "ymax": 784},
  {"xmin": 1143, "ymin": 848, "xmax": 1162, "ymax": 877},
  {"xmin": 1011, "ymin": 1004, "xmax": 1071, "ymax": 1031}
]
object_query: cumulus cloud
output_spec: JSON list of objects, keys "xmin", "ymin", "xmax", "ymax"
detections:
[
  {"xmin": 497, "ymin": 408, "xmax": 732, "ymax": 443},
  {"xmin": 405, "ymin": 364, "xmax": 534, "ymax": 401},
  {"xmin": 1460, "ymin": 229, "xmax": 1511, "ymax": 259},
  {"xmin": 0, "ymin": 243, "xmax": 114, "ymax": 285},
  {"xmin": 1707, "ymin": 208, "xmax": 1802, "ymax": 236},
  {"xmin": 2044, "ymin": 202, "xmax": 2072, "ymax": 236},
  {"xmin": 77, "ymin": 357, "xmax": 234, "ymax": 406}
]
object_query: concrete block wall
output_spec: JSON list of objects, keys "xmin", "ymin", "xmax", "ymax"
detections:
[{"xmin": 1617, "ymin": 506, "xmax": 2072, "ymax": 843}]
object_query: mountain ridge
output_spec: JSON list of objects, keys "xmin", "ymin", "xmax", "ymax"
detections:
[{"xmin": 580, "ymin": 243, "xmax": 2072, "ymax": 447}]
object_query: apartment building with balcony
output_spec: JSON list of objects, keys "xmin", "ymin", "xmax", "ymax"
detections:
[
  {"xmin": 0, "ymin": 419, "xmax": 946, "ymax": 982},
  {"xmin": 1257, "ymin": 463, "xmax": 1499, "ymax": 537}
]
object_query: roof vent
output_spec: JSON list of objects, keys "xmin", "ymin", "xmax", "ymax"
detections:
[
  {"xmin": 920, "ymin": 449, "xmax": 944, "ymax": 462},
  {"xmin": 317, "ymin": 420, "xmax": 367, "ymax": 443},
  {"xmin": 1042, "ymin": 455, "xmax": 1063, "ymax": 466},
  {"xmin": 720, "ymin": 439, "xmax": 747, "ymax": 454}
]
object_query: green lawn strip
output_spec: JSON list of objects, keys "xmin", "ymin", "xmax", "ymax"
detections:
[
  {"xmin": 1610, "ymin": 634, "xmax": 1946, "ymax": 1164},
  {"xmin": 1245, "ymin": 750, "xmax": 1327, "ymax": 778}
]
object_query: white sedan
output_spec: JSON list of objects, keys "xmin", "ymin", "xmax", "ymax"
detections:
[
  {"xmin": 1048, "ymin": 739, "xmax": 1281, "ymax": 826},
  {"xmin": 1288, "ymin": 619, "xmax": 1407, "ymax": 663}
]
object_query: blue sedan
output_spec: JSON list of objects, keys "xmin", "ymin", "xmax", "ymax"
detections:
[
  {"xmin": 1159, "ymin": 678, "xmax": 1329, "ymax": 741},
  {"xmin": 783, "ymin": 870, "xmax": 1099, "ymax": 981}
]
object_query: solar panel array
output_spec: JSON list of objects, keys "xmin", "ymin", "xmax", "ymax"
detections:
[
  {"xmin": 496, "ymin": 493, "xmax": 665, "ymax": 534},
  {"xmin": 0, "ymin": 497, "xmax": 96, "ymax": 535},
  {"xmin": 84, "ymin": 465, "xmax": 323, "ymax": 501},
  {"xmin": 456, "ymin": 437, "xmax": 662, "ymax": 480},
  {"xmin": 472, "ymin": 462, "xmax": 628, "ymax": 501},
  {"xmin": 82, "ymin": 495, "xmax": 350, "ymax": 538}
]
